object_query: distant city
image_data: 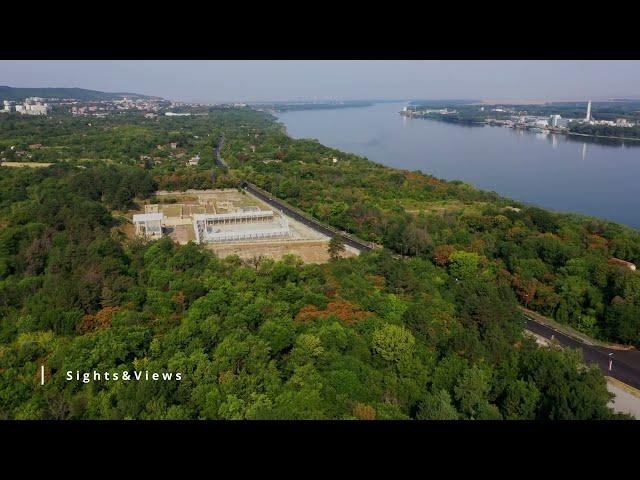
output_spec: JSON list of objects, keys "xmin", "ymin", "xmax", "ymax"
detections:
[
  {"xmin": 3, "ymin": 97, "xmax": 52, "ymax": 116},
  {"xmin": 0, "ymin": 92, "xmax": 249, "ymax": 118},
  {"xmin": 400, "ymin": 100, "xmax": 638, "ymax": 132}
]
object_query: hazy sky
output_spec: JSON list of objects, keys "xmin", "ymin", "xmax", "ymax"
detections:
[{"xmin": 1, "ymin": 60, "xmax": 639, "ymax": 103}]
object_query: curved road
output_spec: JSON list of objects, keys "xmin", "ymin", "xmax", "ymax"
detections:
[
  {"xmin": 524, "ymin": 315, "xmax": 640, "ymax": 390},
  {"xmin": 214, "ymin": 134, "xmax": 227, "ymax": 168}
]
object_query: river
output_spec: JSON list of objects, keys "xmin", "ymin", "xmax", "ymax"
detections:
[{"xmin": 276, "ymin": 102, "xmax": 640, "ymax": 229}]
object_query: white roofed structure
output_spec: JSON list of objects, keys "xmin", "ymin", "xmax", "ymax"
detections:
[
  {"xmin": 133, "ymin": 213, "xmax": 164, "ymax": 238},
  {"xmin": 193, "ymin": 210, "xmax": 291, "ymax": 244}
]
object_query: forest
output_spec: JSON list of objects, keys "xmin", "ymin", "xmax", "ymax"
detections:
[
  {"xmin": 0, "ymin": 108, "xmax": 637, "ymax": 419},
  {"xmin": 227, "ymin": 111, "xmax": 640, "ymax": 347},
  {"xmin": 568, "ymin": 122, "xmax": 640, "ymax": 139}
]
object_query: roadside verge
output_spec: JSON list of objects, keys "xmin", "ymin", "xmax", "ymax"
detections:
[{"xmin": 520, "ymin": 306, "xmax": 635, "ymax": 351}]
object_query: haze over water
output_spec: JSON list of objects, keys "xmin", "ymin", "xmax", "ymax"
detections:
[{"xmin": 276, "ymin": 102, "xmax": 640, "ymax": 229}]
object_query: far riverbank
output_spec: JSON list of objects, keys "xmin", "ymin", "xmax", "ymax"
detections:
[
  {"xmin": 404, "ymin": 112, "xmax": 640, "ymax": 143},
  {"xmin": 276, "ymin": 101, "xmax": 640, "ymax": 229}
]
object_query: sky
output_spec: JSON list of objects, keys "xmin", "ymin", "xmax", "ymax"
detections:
[{"xmin": 1, "ymin": 60, "xmax": 639, "ymax": 103}]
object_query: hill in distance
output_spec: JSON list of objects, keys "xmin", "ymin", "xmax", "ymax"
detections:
[{"xmin": 0, "ymin": 86, "xmax": 163, "ymax": 102}]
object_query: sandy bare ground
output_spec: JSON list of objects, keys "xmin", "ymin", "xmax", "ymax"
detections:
[
  {"xmin": 205, "ymin": 239, "xmax": 355, "ymax": 264},
  {"xmin": 1, "ymin": 162, "xmax": 53, "ymax": 168}
]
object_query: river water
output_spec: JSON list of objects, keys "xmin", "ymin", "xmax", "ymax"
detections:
[{"xmin": 276, "ymin": 102, "xmax": 640, "ymax": 229}]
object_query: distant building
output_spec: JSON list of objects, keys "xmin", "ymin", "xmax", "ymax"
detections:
[
  {"xmin": 12, "ymin": 98, "xmax": 51, "ymax": 115},
  {"xmin": 170, "ymin": 142, "xmax": 178, "ymax": 149},
  {"xmin": 615, "ymin": 118, "xmax": 634, "ymax": 127},
  {"xmin": 549, "ymin": 114, "xmax": 562, "ymax": 128},
  {"xmin": 187, "ymin": 154, "xmax": 200, "ymax": 166},
  {"xmin": 585, "ymin": 100, "xmax": 592, "ymax": 122}
]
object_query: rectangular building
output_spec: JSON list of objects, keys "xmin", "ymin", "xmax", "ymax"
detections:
[{"xmin": 133, "ymin": 213, "xmax": 164, "ymax": 238}]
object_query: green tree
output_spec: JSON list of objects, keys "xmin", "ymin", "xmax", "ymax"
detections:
[
  {"xmin": 372, "ymin": 324, "xmax": 415, "ymax": 364},
  {"xmin": 328, "ymin": 235, "xmax": 346, "ymax": 260},
  {"xmin": 416, "ymin": 390, "xmax": 459, "ymax": 420},
  {"xmin": 448, "ymin": 251, "xmax": 479, "ymax": 280}
]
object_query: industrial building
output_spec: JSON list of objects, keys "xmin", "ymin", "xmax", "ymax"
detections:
[
  {"xmin": 126, "ymin": 189, "xmax": 345, "ymax": 263},
  {"xmin": 133, "ymin": 213, "xmax": 164, "ymax": 239},
  {"xmin": 131, "ymin": 192, "xmax": 292, "ymax": 245},
  {"xmin": 192, "ymin": 210, "xmax": 291, "ymax": 244}
]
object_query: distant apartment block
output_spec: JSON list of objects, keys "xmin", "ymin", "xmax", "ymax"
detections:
[{"xmin": 10, "ymin": 97, "xmax": 53, "ymax": 115}]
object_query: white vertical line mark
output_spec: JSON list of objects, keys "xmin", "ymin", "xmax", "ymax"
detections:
[{"xmin": 41, "ymin": 365, "xmax": 44, "ymax": 385}]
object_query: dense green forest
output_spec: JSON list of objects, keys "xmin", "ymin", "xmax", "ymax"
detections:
[
  {"xmin": 0, "ymin": 108, "xmax": 637, "ymax": 419},
  {"xmin": 568, "ymin": 122, "xmax": 640, "ymax": 139}
]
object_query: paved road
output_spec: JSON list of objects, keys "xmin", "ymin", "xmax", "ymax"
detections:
[
  {"xmin": 213, "ymin": 132, "xmax": 372, "ymax": 253},
  {"xmin": 241, "ymin": 181, "xmax": 374, "ymax": 253},
  {"xmin": 214, "ymin": 134, "xmax": 227, "ymax": 168},
  {"xmin": 524, "ymin": 315, "xmax": 640, "ymax": 390}
]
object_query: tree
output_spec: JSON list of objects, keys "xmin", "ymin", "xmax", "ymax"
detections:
[
  {"xmin": 453, "ymin": 365, "xmax": 492, "ymax": 418},
  {"xmin": 433, "ymin": 244, "xmax": 455, "ymax": 267},
  {"xmin": 353, "ymin": 402, "xmax": 376, "ymax": 420},
  {"xmin": 328, "ymin": 235, "xmax": 346, "ymax": 260},
  {"xmin": 448, "ymin": 251, "xmax": 480, "ymax": 280},
  {"xmin": 501, "ymin": 379, "xmax": 540, "ymax": 420},
  {"xmin": 372, "ymin": 324, "xmax": 415, "ymax": 364},
  {"xmin": 416, "ymin": 390, "xmax": 459, "ymax": 420}
]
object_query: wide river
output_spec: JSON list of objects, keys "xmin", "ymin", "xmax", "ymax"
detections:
[{"xmin": 276, "ymin": 102, "xmax": 640, "ymax": 229}]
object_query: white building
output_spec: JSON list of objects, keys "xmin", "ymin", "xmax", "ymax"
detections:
[
  {"xmin": 193, "ymin": 210, "xmax": 291, "ymax": 244},
  {"xmin": 133, "ymin": 213, "xmax": 164, "ymax": 239},
  {"xmin": 549, "ymin": 114, "xmax": 562, "ymax": 128},
  {"xmin": 13, "ymin": 98, "xmax": 52, "ymax": 115},
  {"xmin": 615, "ymin": 118, "xmax": 634, "ymax": 127}
]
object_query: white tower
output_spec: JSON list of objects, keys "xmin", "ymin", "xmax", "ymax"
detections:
[{"xmin": 585, "ymin": 100, "xmax": 592, "ymax": 122}]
